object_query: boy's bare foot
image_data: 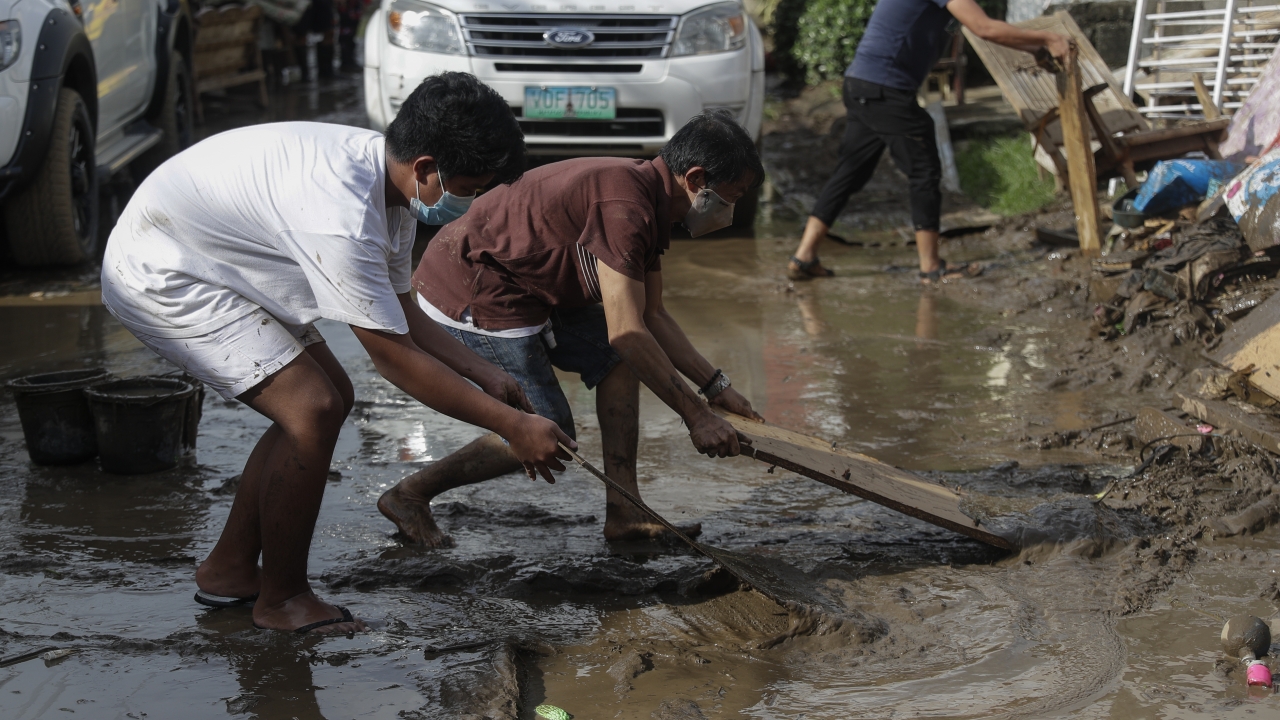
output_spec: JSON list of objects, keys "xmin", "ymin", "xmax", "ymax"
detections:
[
  {"xmin": 377, "ymin": 483, "xmax": 455, "ymax": 548},
  {"xmin": 195, "ymin": 556, "xmax": 261, "ymax": 601},
  {"xmin": 252, "ymin": 591, "xmax": 366, "ymax": 635},
  {"xmin": 604, "ymin": 516, "xmax": 703, "ymax": 542}
]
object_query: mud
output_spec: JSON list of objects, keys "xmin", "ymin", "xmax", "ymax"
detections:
[{"xmin": 4, "ymin": 78, "xmax": 1280, "ymax": 719}]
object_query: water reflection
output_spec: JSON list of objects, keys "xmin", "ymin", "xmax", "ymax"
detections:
[
  {"xmin": 19, "ymin": 465, "xmax": 209, "ymax": 565},
  {"xmin": 196, "ymin": 612, "xmax": 329, "ymax": 719}
]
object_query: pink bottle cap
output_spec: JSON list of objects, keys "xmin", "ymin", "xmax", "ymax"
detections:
[{"xmin": 1247, "ymin": 662, "xmax": 1272, "ymax": 687}]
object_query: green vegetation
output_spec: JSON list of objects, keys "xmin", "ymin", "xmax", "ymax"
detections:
[
  {"xmin": 792, "ymin": 0, "xmax": 876, "ymax": 85},
  {"xmin": 766, "ymin": 0, "xmax": 1007, "ymax": 86},
  {"xmin": 956, "ymin": 136, "xmax": 1058, "ymax": 216}
]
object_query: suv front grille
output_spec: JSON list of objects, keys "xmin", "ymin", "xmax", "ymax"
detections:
[
  {"xmin": 494, "ymin": 63, "xmax": 643, "ymax": 73},
  {"xmin": 513, "ymin": 108, "xmax": 664, "ymax": 137},
  {"xmin": 460, "ymin": 14, "xmax": 677, "ymax": 58}
]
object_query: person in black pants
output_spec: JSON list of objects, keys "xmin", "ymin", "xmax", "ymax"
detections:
[{"xmin": 787, "ymin": 0, "xmax": 1070, "ymax": 283}]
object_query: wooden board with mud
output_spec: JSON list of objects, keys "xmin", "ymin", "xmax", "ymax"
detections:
[
  {"xmin": 1211, "ymin": 290, "xmax": 1280, "ymax": 402},
  {"xmin": 718, "ymin": 411, "xmax": 1017, "ymax": 550}
]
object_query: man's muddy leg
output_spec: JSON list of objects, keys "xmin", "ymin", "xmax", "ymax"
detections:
[
  {"xmin": 916, "ymin": 229, "xmax": 942, "ymax": 274},
  {"xmin": 235, "ymin": 352, "xmax": 363, "ymax": 633},
  {"xmin": 194, "ymin": 424, "xmax": 278, "ymax": 599},
  {"xmin": 597, "ymin": 362, "xmax": 702, "ymax": 541},
  {"xmin": 793, "ymin": 216, "xmax": 829, "ymax": 264},
  {"xmin": 195, "ymin": 342, "xmax": 353, "ymax": 601},
  {"xmin": 379, "ymin": 434, "xmax": 523, "ymax": 547}
]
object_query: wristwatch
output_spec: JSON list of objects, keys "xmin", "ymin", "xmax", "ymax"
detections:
[{"xmin": 698, "ymin": 369, "xmax": 731, "ymax": 400}]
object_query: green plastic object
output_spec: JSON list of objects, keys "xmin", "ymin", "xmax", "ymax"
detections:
[{"xmin": 535, "ymin": 705, "xmax": 571, "ymax": 720}]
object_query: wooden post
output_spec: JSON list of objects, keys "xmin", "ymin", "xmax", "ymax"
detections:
[{"xmin": 1055, "ymin": 46, "xmax": 1102, "ymax": 257}]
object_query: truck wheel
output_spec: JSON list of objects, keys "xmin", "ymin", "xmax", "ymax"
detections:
[
  {"xmin": 133, "ymin": 51, "xmax": 195, "ymax": 181},
  {"xmin": 3, "ymin": 87, "xmax": 100, "ymax": 267}
]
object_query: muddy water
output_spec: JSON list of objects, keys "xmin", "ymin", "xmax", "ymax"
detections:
[
  {"xmin": 2, "ymin": 87, "xmax": 1280, "ymax": 713},
  {"xmin": 1, "ymin": 227, "xmax": 1276, "ymax": 718}
]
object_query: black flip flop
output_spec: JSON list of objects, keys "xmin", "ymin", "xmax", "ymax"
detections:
[
  {"xmin": 919, "ymin": 259, "xmax": 982, "ymax": 284},
  {"xmin": 254, "ymin": 606, "xmax": 356, "ymax": 634},
  {"xmin": 194, "ymin": 589, "xmax": 258, "ymax": 608}
]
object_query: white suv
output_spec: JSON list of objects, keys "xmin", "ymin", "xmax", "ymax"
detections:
[
  {"xmin": 0, "ymin": 0, "xmax": 194, "ymax": 267},
  {"xmin": 362, "ymin": 0, "xmax": 764, "ymax": 165}
]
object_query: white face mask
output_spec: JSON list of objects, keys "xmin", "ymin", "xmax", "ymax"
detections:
[{"xmin": 683, "ymin": 187, "xmax": 735, "ymax": 237}]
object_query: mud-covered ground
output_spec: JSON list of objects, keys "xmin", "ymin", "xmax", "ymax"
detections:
[{"xmin": 5, "ymin": 78, "xmax": 1280, "ymax": 719}]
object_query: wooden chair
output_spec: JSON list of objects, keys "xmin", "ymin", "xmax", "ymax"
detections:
[
  {"xmin": 927, "ymin": 32, "xmax": 967, "ymax": 105},
  {"xmin": 192, "ymin": 4, "xmax": 269, "ymax": 124},
  {"xmin": 964, "ymin": 12, "xmax": 1229, "ymax": 188}
]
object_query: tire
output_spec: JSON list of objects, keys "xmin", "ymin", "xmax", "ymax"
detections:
[
  {"xmin": 133, "ymin": 51, "xmax": 195, "ymax": 181},
  {"xmin": 3, "ymin": 87, "xmax": 100, "ymax": 267}
]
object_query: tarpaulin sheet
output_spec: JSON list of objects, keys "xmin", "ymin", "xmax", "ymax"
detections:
[
  {"xmin": 1133, "ymin": 159, "xmax": 1244, "ymax": 215},
  {"xmin": 1225, "ymin": 147, "xmax": 1280, "ymax": 249},
  {"xmin": 1222, "ymin": 44, "xmax": 1280, "ymax": 162}
]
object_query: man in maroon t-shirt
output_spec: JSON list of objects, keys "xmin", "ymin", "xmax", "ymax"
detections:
[{"xmin": 378, "ymin": 111, "xmax": 765, "ymax": 546}]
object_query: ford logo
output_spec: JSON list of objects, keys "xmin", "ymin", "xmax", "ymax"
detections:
[{"xmin": 544, "ymin": 28, "xmax": 595, "ymax": 48}]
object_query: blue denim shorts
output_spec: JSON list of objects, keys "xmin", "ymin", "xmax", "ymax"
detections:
[{"xmin": 438, "ymin": 304, "xmax": 622, "ymax": 439}]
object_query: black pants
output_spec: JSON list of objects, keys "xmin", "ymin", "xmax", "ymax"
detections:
[{"xmin": 811, "ymin": 76, "xmax": 942, "ymax": 232}]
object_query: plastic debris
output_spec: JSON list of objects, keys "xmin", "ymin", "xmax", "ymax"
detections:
[
  {"xmin": 535, "ymin": 705, "xmax": 571, "ymax": 720},
  {"xmin": 1134, "ymin": 159, "xmax": 1245, "ymax": 217},
  {"xmin": 40, "ymin": 649, "xmax": 74, "ymax": 662},
  {"xmin": 1222, "ymin": 615, "xmax": 1273, "ymax": 687}
]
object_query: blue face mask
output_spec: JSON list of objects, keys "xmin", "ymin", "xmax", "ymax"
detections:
[{"xmin": 410, "ymin": 175, "xmax": 475, "ymax": 225}]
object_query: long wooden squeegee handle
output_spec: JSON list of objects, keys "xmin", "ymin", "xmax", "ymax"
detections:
[{"xmin": 558, "ymin": 442, "xmax": 704, "ymax": 553}]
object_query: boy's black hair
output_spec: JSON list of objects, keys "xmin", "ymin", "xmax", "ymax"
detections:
[
  {"xmin": 385, "ymin": 72, "xmax": 526, "ymax": 182},
  {"xmin": 660, "ymin": 110, "xmax": 764, "ymax": 189}
]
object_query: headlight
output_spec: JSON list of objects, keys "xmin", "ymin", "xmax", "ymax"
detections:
[
  {"xmin": 0, "ymin": 20, "xmax": 20, "ymax": 72},
  {"xmin": 387, "ymin": 0, "xmax": 464, "ymax": 55},
  {"xmin": 672, "ymin": 2, "xmax": 746, "ymax": 57}
]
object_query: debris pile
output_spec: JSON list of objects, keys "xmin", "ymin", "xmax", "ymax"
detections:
[{"xmin": 1088, "ymin": 216, "xmax": 1280, "ymax": 344}]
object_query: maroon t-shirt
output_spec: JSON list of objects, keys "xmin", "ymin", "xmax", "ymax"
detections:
[{"xmin": 413, "ymin": 156, "xmax": 674, "ymax": 330}]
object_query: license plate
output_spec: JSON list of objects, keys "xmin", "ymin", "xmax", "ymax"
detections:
[{"xmin": 524, "ymin": 86, "xmax": 617, "ymax": 120}]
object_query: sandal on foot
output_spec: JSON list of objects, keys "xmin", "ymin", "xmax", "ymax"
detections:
[
  {"xmin": 254, "ymin": 605, "xmax": 356, "ymax": 634},
  {"xmin": 787, "ymin": 256, "xmax": 835, "ymax": 281},
  {"xmin": 919, "ymin": 259, "xmax": 982, "ymax": 284},
  {"xmin": 194, "ymin": 589, "xmax": 258, "ymax": 608}
]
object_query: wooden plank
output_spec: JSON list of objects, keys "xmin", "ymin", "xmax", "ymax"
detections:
[
  {"xmin": 717, "ymin": 411, "xmax": 1016, "ymax": 550},
  {"xmin": 1180, "ymin": 393, "xmax": 1280, "ymax": 453},
  {"xmin": 1123, "ymin": 118, "xmax": 1230, "ymax": 148},
  {"xmin": 1136, "ymin": 407, "xmax": 1204, "ymax": 452},
  {"xmin": 1193, "ymin": 74, "xmax": 1222, "ymax": 120},
  {"xmin": 1211, "ymin": 289, "xmax": 1280, "ymax": 400},
  {"xmin": 1057, "ymin": 46, "xmax": 1102, "ymax": 257}
]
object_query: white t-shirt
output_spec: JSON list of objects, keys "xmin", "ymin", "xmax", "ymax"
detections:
[{"xmin": 101, "ymin": 122, "xmax": 416, "ymax": 338}]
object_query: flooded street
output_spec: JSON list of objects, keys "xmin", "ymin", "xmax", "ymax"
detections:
[{"xmin": 3, "ymin": 78, "xmax": 1280, "ymax": 719}]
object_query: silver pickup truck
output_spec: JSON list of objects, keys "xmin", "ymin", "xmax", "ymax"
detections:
[{"xmin": 0, "ymin": 0, "xmax": 195, "ymax": 267}]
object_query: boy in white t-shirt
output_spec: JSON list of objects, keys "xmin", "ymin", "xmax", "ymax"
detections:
[{"xmin": 101, "ymin": 73, "xmax": 575, "ymax": 635}]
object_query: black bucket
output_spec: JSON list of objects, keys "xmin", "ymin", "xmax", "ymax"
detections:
[
  {"xmin": 86, "ymin": 377, "xmax": 198, "ymax": 475},
  {"xmin": 6, "ymin": 368, "xmax": 111, "ymax": 465}
]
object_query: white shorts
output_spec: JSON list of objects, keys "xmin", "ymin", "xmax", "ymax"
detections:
[{"xmin": 132, "ymin": 308, "xmax": 325, "ymax": 400}]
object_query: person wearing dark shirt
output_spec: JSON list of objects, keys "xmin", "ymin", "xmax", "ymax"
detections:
[
  {"xmin": 378, "ymin": 111, "xmax": 766, "ymax": 547},
  {"xmin": 787, "ymin": 0, "xmax": 1069, "ymax": 283}
]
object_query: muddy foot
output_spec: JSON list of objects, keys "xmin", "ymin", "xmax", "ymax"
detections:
[
  {"xmin": 377, "ymin": 484, "xmax": 456, "ymax": 548},
  {"xmin": 604, "ymin": 519, "xmax": 703, "ymax": 542},
  {"xmin": 252, "ymin": 591, "xmax": 366, "ymax": 635},
  {"xmin": 194, "ymin": 558, "xmax": 261, "ymax": 601}
]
